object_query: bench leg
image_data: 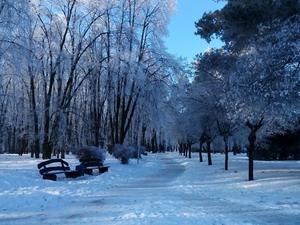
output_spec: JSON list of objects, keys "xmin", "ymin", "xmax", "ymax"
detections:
[
  {"xmin": 65, "ymin": 170, "xmax": 84, "ymax": 178},
  {"xmin": 99, "ymin": 167, "xmax": 108, "ymax": 173},
  {"xmin": 84, "ymin": 168, "xmax": 93, "ymax": 175},
  {"xmin": 43, "ymin": 174, "xmax": 57, "ymax": 181}
]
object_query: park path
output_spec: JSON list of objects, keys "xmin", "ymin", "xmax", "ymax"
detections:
[{"xmin": 58, "ymin": 154, "xmax": 299, "ymax": 225}]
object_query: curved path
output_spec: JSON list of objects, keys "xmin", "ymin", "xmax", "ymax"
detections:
[{"xmin": 59, "ymin": 155, "xmax": 299, "ymax": 225}]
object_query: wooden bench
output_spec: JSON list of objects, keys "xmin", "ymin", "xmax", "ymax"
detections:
[
  {"xmin": 37, "ymin": 159, "xmax": 84, "ymax": 181},
  {"xmin": 76, "ymin": 159, "xmax": 109, "ymax": 175}
]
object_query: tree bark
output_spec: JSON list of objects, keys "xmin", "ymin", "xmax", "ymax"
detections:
[
  {"xmin": 207, "ymin": 141, "xmax": 212, "ymax": 165},
  {"xmin": 141, "ymin": 124, "xmax": 146, "ymax": 147},
  {"xmin": 30, "ymin": 79, "xmax": 40, "ymax": 158},
  {"xmin": 199, "ymin": 142, "xmax": 203, "ymax": 162},
  {"xmin": 42, "ymin": 99, "xmax": 52, "ymax": 159},
  {"xmin": 248, "ymin": 133, "xmax": 256, "ymax": 181},
  {"xmin": 246, "ymin": 118, "xmax": 263, "ymax": 181},
  {"xmin": 224, "ymin": 137, "xmax": 229, "ymax": 170}
]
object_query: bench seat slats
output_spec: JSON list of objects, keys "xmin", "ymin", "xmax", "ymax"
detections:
[
  {"xmin": 81, "ymin": 161, "xmax": 103, "ymax": 167},
  {"xmin": 79, "ymin": 165, "xmax": 109, "ymax": 175}
]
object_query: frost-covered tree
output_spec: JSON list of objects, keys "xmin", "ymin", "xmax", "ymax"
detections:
[
  {"xmin": 195, "ymin": 0, "xmax": 300, "ymax": 180},
  {"xmin": 193, "ymin": 49, "xmax": 238, "ymax": 169},
  {"xmin": 232, "ymin": 16, "xmax": 300, "ymax": 180},
  {"xmin": 195, "ymin": 0, "xmax": 300, "ymax": 50},
  {"xmin": 0, "ymin": 0, "xmax": 179, "ymax": 159}
]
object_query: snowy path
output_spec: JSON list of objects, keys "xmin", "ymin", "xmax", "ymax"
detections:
[
  {"xmin": 86, "ymin": 155, "xmax": 300, "ymax": 225},
  {"xmin": 31, "ymin": 156, "xmax": 187, "ymax": 225},
  {"xmin": 1, "ymin": 153, "xmax": 299, "ymax": 225}
]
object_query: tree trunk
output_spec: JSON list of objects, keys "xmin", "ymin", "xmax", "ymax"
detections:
[
  {"xmin": 246, "ymin": 118, "xmax": 263, "ymax": 181},
  {"xmin": 30, "ymin": 77, "xmax": 40, "ymax": 158},
  {"xmin": 141, "ymin": 124, "xmax": 146, "ymax": 147},
  {"xmin": 248, "ymin": 134, "xmax": 255, "ymax": 181},
  {"xmin": 224, "ymin": 137, "xmax": 229, "ymax": 170},
  {"xmin": 179, "ymin": 143, "xmax": 182, "ymax": 155},
  {"xmin": 61, "ymin": 147, "xmax": 65, "ymax": 159},
  {"xmin": 207, "ymin": 141, "xmax": 212, "ymax": 165},
  {"xmin": 42, "ymin": 91, "xmax": 52, "ymax": 159},
  {"xmin": 199, "ymin": 142, "xmax": 203, "ymax": 162},
  {"xmin": 151, "ymin": 129, "xmax": 157, "ymax": 153},
  {"xmin": 42, "ymin": 140, "xmax": 52, "ymax": 159}
]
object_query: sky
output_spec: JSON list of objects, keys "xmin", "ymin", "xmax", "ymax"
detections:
[{"xmin": 165, "ymin": 0, "xmax": 225, "ymax": 63}]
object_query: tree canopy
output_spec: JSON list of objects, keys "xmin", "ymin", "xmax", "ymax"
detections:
[{"xmin": 195, "ymin": 0, "xmax": 300, "ymax": 49}]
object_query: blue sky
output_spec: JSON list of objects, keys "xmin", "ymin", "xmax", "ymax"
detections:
[{"xmin": 165, "ymin": 0, "xmax": 225, "ymax": 62}]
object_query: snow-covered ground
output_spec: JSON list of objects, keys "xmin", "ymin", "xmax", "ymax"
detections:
[{"xmin": 0, "ymin": 152, "xmax": 299, "ymax": 225}]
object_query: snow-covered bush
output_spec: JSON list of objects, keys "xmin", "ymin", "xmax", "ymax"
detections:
[
  {"xmin": 139, "ymin": 146, "xmax": 147, "ymax": 156},
  {"xmin": 113, "ymin": 144, "xmax": 131, "ymax": 164},
  {"xmin": 132, "ymin": 146, "xmax": 147, "ymax": 158},
  {"xmin": 73, "ymin": 146, "xmax": 106, "ymax": 163},
  {"xmin": 113, "ymin": 145, "xmax": 146, "ymax": 164}
]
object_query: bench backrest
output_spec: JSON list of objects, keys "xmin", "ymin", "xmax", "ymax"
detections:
[
  {"xmin": 37, "ymin": 159, "xmax": 71, "ymax": 175},
  {"xmin": 39, "ymin": 166, "xmax": 70, "ymax": 175},
  {"xmin": 37, "ymin": 159, "xmax": 69, "ymax": 169}
]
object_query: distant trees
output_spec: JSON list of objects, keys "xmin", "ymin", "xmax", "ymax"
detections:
[{"xmin": 256, "ymin": 123, "xmax": 300, "ymax": 160}]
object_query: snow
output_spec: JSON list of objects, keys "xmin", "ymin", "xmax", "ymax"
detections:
[{"xmin": 0, "ymin": 152, "xmax": 299, "ymax": 225}]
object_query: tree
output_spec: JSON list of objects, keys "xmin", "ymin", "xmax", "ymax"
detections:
[
  {"xmin": 195, "ymin": 0, "xmax": 300, "ymax": 50},
  {"xmin": 232, "ymin": 16, "xmax": 300, "ymax": 179},
  {"xmin": 194, "ymin": 48, "xmax": 237, "ymax": 170},
  {"xmin": 195, "ymin": 1, "xmax": 300, "ymax": 180}
]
